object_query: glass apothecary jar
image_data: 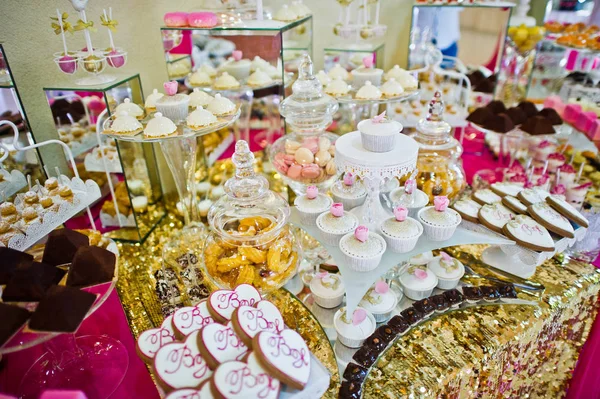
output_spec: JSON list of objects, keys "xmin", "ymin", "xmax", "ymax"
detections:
[
  {"xmin": 409, "ymin": 91, "xmax": 466, "ymax": 202},
  {"xmin": 269, "ymin": 54, "xmax": 340, "ymax": 195},
  {"xmin": 203, "ymin": 140, "xmax": 300, "ymax": 294}
]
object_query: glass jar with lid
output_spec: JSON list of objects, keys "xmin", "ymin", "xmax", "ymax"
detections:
[
  {"xmin": 202, "ymin": 140, "xmax": 300, "ymax": 293},
  {"xmin": 269, "ymin": 54, "xmax": 340, "ymax": 195},
  {"xmin": 408, "ymin": 91, "xmax": 466, "ymax": 202}
]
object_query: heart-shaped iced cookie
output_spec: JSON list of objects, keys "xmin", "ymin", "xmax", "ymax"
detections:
[
  {"xmin": 472, "ymin": 189, "xmax": 501, "ymax": 205},
  {"xmin": 165, "ymin": 388, "xmax": 201, "ymax": 399},
  {"xmin": 208, "ymin": 284, "xmax": 262, "ymax": 323},
  {"xmin": 502, "ymin": 215, "xmax": 555, "ymax": 252},
  {"xmin": 231, "ymin": 300, "xmax": 285, "ymax": 346},
  {"xmin": 517, "ymin": 188, "xmax": 550, "ymax": 206},
  {"xmin": 211, "ymin": 353, "xmax": 280, "ymax": 399},
  {"xmin": 253, "ymin": 329, "xmax": 311, "ymax": 390},
  {"xmin": 490, "ymin": 182, "xmax": 523, "ymax": 197},
  {"xmin": 478, "ymin": 203, "xmax": 515, "ymax": 233},
  {"xmin": 173, "ymin": 300, "xmax": 215, "ymax": 339},
  {"xmin": 528, "ymin": 202, "xmax": 575, "ymax": 238},
  {"xmin": 137, "ymin": 315, "xmax": 176, "ymax": 363},
  {"xmin": 198, "ymin": 322, "xmax": 248, "ymax": 369},
  {"xmin": 153, "ymin": 330, "xmax": 212, "ymax": 390}
]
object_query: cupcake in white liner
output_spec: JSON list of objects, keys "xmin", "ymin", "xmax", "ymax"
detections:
[
  {"xmin": 155, "ymin": 81, "xmax": 190, "ymax": 122},
  {"xmin": 427, "ymin": 251, "xmax": 465, "ymax": 290},
  {"xmin": 409, "ymin": 250, "xmax": 434, "ymax": 265},
  {"xmin": 339, "ymin": 226, "xmax": 386, "ymax": 272},
  {"xmin": 309, "ymin": 271, "xmax": 345, "ymax": 308},
  {"xmin": 379, "ymin": 205, "xmax": 423, "ymax": 253},
  {"xmin": 389, "ymin": 178, "xmax": 429, "ymax": 218},
  {"xmin": 351, "ymin": 55, "xmax": 384, "ymax": 88},
  {"xmin": 331, "ymin": 173, "xmax": 367, "ymax": 210},
  {"xmin": 418, "ymin": 196, "xmax": 461, "ymax": 241},
  {"xmin": 357, "ymin": 111, "xmax": 402, "ymax": 153},
  {"xmin": 358, "ymin": 281, "xmax": 398, "ymax": 322},
  {"xmin": 220, "ymin": 50, "xmax": 251, "ymax": 81},
  {"xmin": 398, "ymin": 264, "xmax": 438, "ymax": 301},
  {"xmin": 334, "ymin": 307, "xmax": 376, "ymax": 348},
  {"xmin": 294, "ymin": 185, "xmax": 333, "ymax": 226},
  {"xmin": 316, "ymin": 203, "xmax": 359, "ymax": 246}
]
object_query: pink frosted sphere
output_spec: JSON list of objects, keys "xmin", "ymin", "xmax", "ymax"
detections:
[
  {"xmin": 106, "ymin": 50, "xmax": 125, "ymax": 68},
  {"xmin": 58, "ymin": 55, "xmax": 77, "ymax": 74}
]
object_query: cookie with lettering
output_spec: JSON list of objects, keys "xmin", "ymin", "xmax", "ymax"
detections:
[
  {"xmin": 517, "ymin": 187, "xmax": 550, "ymax": 206},
  {"xmin": 253, "ymin": 329, "xmax": 311, "ymax": 390},
  {"xmin": 451, "ymin": 198, "xmax": 481, "ymax": 223},
  {"xmin": 165, "ymin": 388, "xmax": 202, "ymax": 399},
  {"xmin": 136, "ymin": 315, "xmax": 176, "ymax": 364},
  {"xmin": 472, "ymin": 189, "xmax": 501, "ymax": 206},
  {"xmin": 501, "ymin": 195, "xmax": 528, "ymax": 215},
  {"xmin": 208, "ymin": 284, "xmax": 262, "ymax": 323},
  {"xmin": 478, "ymin": 203, "xmax": 516, "ymax": 234},
  {"xmin": 173, "ymin": 300, "xmax": 215, "ymax": 340},
  {"xmin": 231, "ymin": 300, "xmax": 284, "ymax": 347},
  {"xmin": 198, "ymin": 322, "xmax": 249, "ymax": 369},
  {"xmin": 502, "ymin": 215, "xmax": 555, "ymax": 252},
  {"xmin": 153, "ymin": 330, "xmax": 212, "ymax": 391},
  {"xmin": 546, "ymin": 196, "xmax": 589, "ymax": 228},
  {"xmin": 211, "ymin": 353, "xmax": 281, "ymax": 399},
  {"xmin": 198, "ymin": 380, "xmax": 214, "ymax": 399},
  {"xmin": 490, "ymin": 182, "xmax": 523, "ymax": 198},
  {"xmin": 528, "ymin": 202, "xmax": 575, "ymax": 238}
]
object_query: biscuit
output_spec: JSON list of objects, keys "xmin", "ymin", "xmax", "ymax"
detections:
[
  {"xmin": 546, "ymin": 195, "xmax": 589, "ymax": 228},
  {"xmin": 472, "ymin": 189, "xmax": 502, "ymax": 205},
  {"xmin": 528, "ymin": 202, "xmax": 575, "ymax": 238},
  {"xmin": 490, "ymin": 182, "xmax": 523, "ymax": 197},
  {"xmin": 452, "ymin": 198, "xmax": 481, "ymax": 223},
  {"xmin": 478, "ymin": 203, "xmax": 516, "ymax": 234},
  {"xmin": 517, "ymin": 188, "xmax": 550, "ymax": 206},
  {"xmin": 501, "ymin": 195, "xmax": 528, "ymax": 214},
  {"xmin": 502, "ymin": 215, "xmax": 555, "ymax": 252}
]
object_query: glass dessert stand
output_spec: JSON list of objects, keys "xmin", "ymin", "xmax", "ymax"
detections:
[{"xmin": 103, "ymin": 109, "xmax": 240, "ymax": 225}]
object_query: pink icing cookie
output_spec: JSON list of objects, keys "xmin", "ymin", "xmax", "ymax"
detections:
[
  {"xmin": 198, "ymin": 322, "xmax": 249, "ymax": 370},
  {"xmin": 207, "ymin": 284, "xmax": 261, "ymax": 323},
  {"xmin": 188, "ymin": 12, "xmax": 218, "ymax": 28},
  {"xmin": 253, "ymin": 330, "xmax": 311, "ymax": 390},
  {"xmin": 231, "ymin": 300, "xmax": 284, "ymax": 346},
  {"xmin": 164, "ymin": 12, "xmax": 189, "ymax": 27},
  {"xmin": 211, "ymin": 352, "xmax": 280, "ymax": 399},
  {"xmin": 172, "ymin": 300, "xmax": 215, "ymax": 339},
  {"xmin": 165, "ymin": 389, "xmax": 201, "ymax": 399},
  {"xmin": 136, "ymin": 315, "xmax": 176, "ymax": 363},
  {"xmin": 153, "ymin": 330, "xmax": 212, "ymax": 391}
]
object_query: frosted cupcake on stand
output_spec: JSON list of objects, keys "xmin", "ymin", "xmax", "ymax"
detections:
[
  {"xmin": 155, "ymin": 81, "xmax": 190, "ymax": 122},
  {"xmin": 309, "ymin": 271, "xmax": 345, "ymax": 308},
  {"xmin": 379, "ymin": 205, "xmax": 423, "ymax": 253},
  {"xmin": 294, "ymin": 185, "xmax": 333, "ymax": 225},
  {"xmin": 339, "ymin": 226, "xmax": 386, "ymax": 272},
  {"xmin": 316, "ymin": 203, "xmax": 359, "ymax": 245},
  {"xmin": 418, "ymin": 196, "xmax": 461, "ymax": 241},
  {"xmin": 357, "ymin": 111, "xmax": 402, "ymax": 153},
  {"xmin": 331, "ymin": 173, "xmax": 366, "ymax": 210},
  {"xmin": 358, "ymin": 281, "xmax": 398, "ymax": 322},
  {"xmin": 390, "ymin": 178, "xmax": 429, "ymax": 218},
  {"xmin": 351, "ymin": 56, "xmax": 383, "ymax": 87},
  {"xmin": 427, "ymin": 252, "xmax": 464, "ymax": 290},
  {"xmin": 334, "ymin": 307, "xmax": 376, "ymax": 348}
]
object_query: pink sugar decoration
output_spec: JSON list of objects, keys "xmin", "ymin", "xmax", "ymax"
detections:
[
  {"xmin": 306, "ymin": 185, "xmax": 318, "ymax": 199},
  {"xmin": 343, "ymin": 173, "xmax": 355, "ymax": 186},
  {"xmin": 163, "ymin": 81, "xmax": 178, "ymax": 96},
  {"xmin": 414, "ymin": 269, "xmax": 428, "ymax": 280},
  {"xmin": 372, "ymin": 111, "xmax": 386, "ymax": 123},
  {"xmin": 434, "ymin": 196, "xmax": 449, "ymax": 212},
  {"xmin": 355, "ymin": 225, "xmax": 368, "ymax": 242},
  {"xmin": 440, "ymin": 252, "xmax": 452, "ymax": 263},
  {"xmin": 363, "ymin": 55, "xmax": 374, "ymax": 68},
  {"xmin": 232, "ymin": 50, "xmax": 243, "ymax": 61},
  {"xmin": 352, "ymin": 309, "xmax": 367, "ymax": 325},
  {"xmin": 316, "ymin": 271, "xmax": 329, "ymax": 279},
  {"xmin": 331, "ymin": 203, "xmax": 344, "ymax": 217},
  {"xmin": 374, "ymin": 281, "xmax": 389, "ymax": 294},
  {"xmin": 393, "ymin": 206, "xmax": 408, "ymax": 222}
]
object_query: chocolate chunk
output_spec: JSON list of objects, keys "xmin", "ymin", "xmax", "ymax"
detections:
[
  {"xmin": 462, "ymin": 286, "xmax": 483, "ymax": 302},
  {"xmin": 352, "ymin": 346, "xmax": 378, "ymax": 368},
  {"xmin": 42, "ymin": 229, "xmax": 89, "ymax": 266},
  {"xmin": 466, "ymin": 107, "xmax": 494, "ymax": 126},
  {"xmin": 480, "ymin": 286, "xmax": 500, "ymax": 301},
  {"xmin": 444, "ymin": 289, "xmax": 464, "ymax": 307},
  {"xmin": 343, "ymin": 362, "xmax": 368, "ymax": 383},
  {"xmin": 0, "ymin": 303, "xmax": 31, "ymax": 346},
  {"xmin": 387, "ymin": 315, "xmax": 410, "ymax": 335},
  {"xmin": 413, "ymin": 298, "xmax": 435, "ymax": 316},
  {"xmin": 66, "ymin": 246, "xmax": 116, "ymax": 288},
  {"xmin": 498, "ymin": 284, "xmax": 518, "ymax": 298},
  {"xmin": 339, "ymin": 380, "xmax": 362, "ymax": 399},
  {"xmin": 401, "ymin": 307, "xmax": 424, "ymax": 325},
  {"xmin": 518, "ymin": 101, "xmax": 539, "ymax": 118},
  {"xmin": 29, "ymin": 285, "xmax": 96, "ymax": 333},
  {"xmin": 520, "ymin": 116, "xmax": 555, "ymax": 135},
  {"xmin": 486, "ymin": 100, "xmax": 507, "ymax": 115},
  {"xmin": 2, "ymin": 262, "xmax": 66, "ymax": 302},
  {"xmin": 431, "ymin": 294, "xmax": 450, "ymax": 312},
  {"xmin": 505, "ymin": 107, "xmax": 527, "ymax": 125},
  {"xmin": 484, "ymin": 113, "xmax": 515, "ymax": 133},
  {"xmin": 0, "ymin": 247, "xmax": 33, "ymax": 284},
  {"xmin": 538, "ymin": 108, "xmax": 563, "ymax": 125}
]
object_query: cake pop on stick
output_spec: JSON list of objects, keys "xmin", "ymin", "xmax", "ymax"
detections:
[
  {"xmin": 102, "ymin": 8, "xmax": 125, "ymax": 68},
  {"xmin": 53, "ymin": 9, "xmax": 78, "ymax": 74},
  {"xmin": 75, "ymin": 9, "xmax": 105, "ymax": 74}
]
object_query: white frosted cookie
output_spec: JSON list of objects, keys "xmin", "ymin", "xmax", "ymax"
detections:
[
  {"xmin": 491, "ymin": 182, "xmax": 523, "ymax": 198},
  {"xmin": 518, "ymin": 188, "xmax": 550, "ymax": 206},
  {"xmin": 528, "ymin": 202, "xmax": 575, "ymax": 239},
  {"xmin": 472, "ymin": 189, "xmax": 501, "ymax": 205},
  {"xmin": 546, "ymin": 195, "xmax": 589, "ymax": 228},
  {"xmin": 478, "ymin": 203, "xmax": 516, "ymax": 234},
  {"xmin": 452, "ymin": 198, "xmax": 481, "ymax": 223},
  {"xmin": 502, "ymin": 195, "xmax": 528, "ymax": 214},
  {"xmin": 503, "ymin": 215, "xmax": 555, "ymax": 252}
]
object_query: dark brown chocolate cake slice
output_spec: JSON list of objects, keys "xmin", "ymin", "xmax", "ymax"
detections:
[
  {"xmin": 485, "ymin": 100, "xmax": 507, "ymax": 114},
  {"xmin": 66, "ymin": 246, "xmax": 116, "ymax": 288},
  {"xmin": 520, "ymin": 116, "xmax": 555, "ymax": 135},
  {"xmin": 42, "ymin": 229, "xmax": 89, "ymax": 266},
  {"xmin": 29, "ymin": 285, "xmax": 96, "ymax": 333},
  {"xmin": 506, "ymin": 107, "xmax": 527, "ymax": 125},
  {"xmin": 0, "ymin": 303, "xmax": 31, "ymax": 346},
  {"xmin": 518, "ymin": 101, "xmax": 538, "ymax": 118},
  {"xmin": 0, "ymin": 247, "xmax": 33, "ymax": 284},
  {"xmin": 387, "ymin": 315, "xmax": 409, "ymax": 335},
  {"xmin": 538, "ymin": 108, "xmax": 563, "ymax": 125},
  {"xmin": 2, "ymin": 262, "xmax": 67, "ymax": 302},
  {"xmin": 466, "ymin": 107, "xmax": 494, "ymax": 126}
]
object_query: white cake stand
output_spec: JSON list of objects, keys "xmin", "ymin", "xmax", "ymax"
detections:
[{"xmin": 334, "ymin": 130, "xmax": 419, "ymax": 229}]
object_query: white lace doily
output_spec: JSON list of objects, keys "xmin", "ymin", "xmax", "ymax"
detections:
[
  {"xmin": 84, "ymin": 151, "xmax": 123, "ymax": 174},
  {"xmin": 0, "ymin": 169, "xmax": 27, "ymax": 198},
  {"xmin": 334, "ymin": 131, "xmax": 419, "ymax": 180}
]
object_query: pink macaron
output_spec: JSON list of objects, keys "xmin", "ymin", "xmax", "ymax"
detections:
[
  {"xmin": 188, "ymin": 12, "xmax": 218, "ymax": 28},
  {"xmin": 164, "ymin": 12, "xmax": 189, "ymax": 27}
]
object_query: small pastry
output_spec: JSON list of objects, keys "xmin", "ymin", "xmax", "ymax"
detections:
[
  {"xmin": 156, "ymin": 81, "xmax": 190, "ymax": 122},
  {"xmin": 381, "ymin": 78, "xmax": 404, "ymax": 97},
  {"xmin": 316, "ymin": 203, "xmax": 359, "ymax": 245},
  {"xmin": 384, "ymin": 65, "xmax": 417, "ymax": 90},
  {"xmin": 39, "ymin": 196, "xmax": 54, "ymax": 210},
  {"xmin": 339, "ymin": 226, "xmax": 386, "ymax": 272},
  {"xmin": 187, "ymin": 12, "xmax": 218, "ymax": 28},
  {"xmin": 324, "ymin": 77, "xmax": 350, "ymax": 96},
  {"xmin": 115, "ymin": 98, "xmax": 144, "ymax": 119},
  {"xmin": 105, "ymin": 111, "xmax": 143, "ymax": 136},
  {"xmin": 379, "ymin": 206, "xmax": 423, "ymax": 253},
  {"xmin": 250, "ymin": 56, "xmax": 271, "ymax": 72},
  {"xmin": 294, "ymin": 186, "xmax": 332, "ymax": 226},
  {"xmin": 357, "ymin": 111, "xmax": 401, "ymax": 152},
  {"xmin": 327, "ymin": 63, "xmax": 350, "ymax": 81},
  {"xmin": 331, "ymin": 173, "xmax": 367, "ymax": 210},
  {"xmin": 186, "ymin": 106, "xmax": 217, "ymax": 130},
  {"xmin": 189, "ymin": 70, "xmax": 211, "ymax": 86},
  {"xmin": 206, "ymin": 94, "xmax": 236, "ymax": 116},
  {"xmin": 143, "ymin": 112, "xmax": 178, "ymax": 139},
  {"xmin": 23, "ymin": 191, "xmax": 39, "ymax": 206},
  {"xmin": 213, "ymin": 72, "xmax": 240, "ymax": 90},
  {"xmin": 0, "ymin": 202, "xmax": 19, "ymax": 224},
  {"xmin": 220, "ymin": 50, "xmax": 251, "ymax": 81},
  {"xmin": 334, "ymin": 307, "xmax": 376, "ymax": 348},
  {"xmin": 144, "ymin": 89, "xmax": 164, "ymax": 111},
  {"xmin": 58, "ymin": 185, "xmax": 74, "ymax": 202},
  {"xmin": 316, "ymin": 70, "xmax": 331, "ymax": 86},
  {"xmin": 0, "ymin": 220, "xmax": 16, "ymax": 246},
  {"xmin": 274, "ymin": 4, "xmax": 299, "ymax": 22},
  {"xmin": 309, "ymin": 271, "xmax": 344, "ymax": 309},
  {"xmin": 398, "ymin": 265, "xmax": 438, "ymax": 301},
  {"xmin": 427, "ymin": 252, "xmax": 464, "ymax": 290},
  {"xmin": 132, "ymin": 196, "xmax": 148, "ymax": 213},
  {"xmin": 22, "ymin": 207, "xmax": 39, "ymax": 224},
  {"xmin": 164, "ymin": 12, "xmax": 189, "ymax": 27},
  {"xmin": 188, "ymin": 88, "xmax": 214, "ymax": 109},
  {"xmin": 355, "ymin": 81, "xmax": 382, "ymax": 100},
  {"xmin": 358, "ymin": 281, "xmax": 398, "ymax": 322},
  {"xmin": 247, "ymin": 68, "xmax": 273, "ymax": 87},
  {"xmin": 198, "ymin": 64, "xmax": 217, "ymax": 78}
]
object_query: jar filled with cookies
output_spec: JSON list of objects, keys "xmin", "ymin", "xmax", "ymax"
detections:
[
  {"xmin": 203, "ymin": 140, "xmax": 300, "ymax": 293},
  {"xmin": 269, "ymin": 54, "xmax": 340, "ymax": 195}
]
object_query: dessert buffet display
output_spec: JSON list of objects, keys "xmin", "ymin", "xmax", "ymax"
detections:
[{"xmin": 544, "ymin": 21, "xmax": 600, "ymax": 52}]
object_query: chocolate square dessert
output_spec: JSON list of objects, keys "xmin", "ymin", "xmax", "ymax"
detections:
[
  {"xmin": 66, "ymin": 246, "xmax": 116, "ymax": 288},
  {"xmin": 401, "ymin": 307, "xmax": 424, "ymax": 326},
  {"xmin": 413, "ymin": 298, "xmax": 435, "ymax": 316},
  {"xmin": 42, "ymin": 229, "xmax": 89, "ymax": 266},
  {"xmin": 466, "ymin": 107, "xmax": 493, "ymax": 126},
  {"xmin": 538, "ymin": 108, "xmax": 562, "ymax": 125},
  {"xmin": 343, "ymin": 362, "xmax": 368, "ymax": 383},
  {"xmin": 29, "ymin": 285, "xmax": 96, "ymax": 333},
  {"xmin": 339, "ymin": 380, "xmax": 362, "ymax": 399},
  {"xmin": 486, "ymin": 100, "xmax": 507, "ymax": 115},
  {"xmin": 387, "ymin": 315, "xmax": 410, "ymax": 335},
  {"xmin": 518, "ymin": 101, "xmax": 539, "ymax": 118},
  {"xmin": 480, "ymin": 286, "xmax": 500, "ymax": 302},
  {"xmin": 521, "ymin": 116, "xmax": 555, "ymax": 135},
  {"xmin": 444, "ymin": 289, "xmax": 464, "ymax": 307},
  {"xmin": 431, "ymin": 294, "xmax": 450, "ymax": 313},
  {"xmin": 0, "ymin": 303, "xmax": 31, "ymax": 346},
  {"xmin": 505, "ymin": 107, "xmax": 527, "ymax": 125},
  {"xmin": 352, "ymin": 346, "xmax": 378, "ymax": 368},
  {"xmin": 498, "ymin": 284, "xmax": 518, "ymax": 298},
  {"xmin": 462, "ymin": 286, "xmax": 483, "ymax": 303},
  {"xmin": 0, "ymin": 247, "xmax": 33, "ymax": 284},
  {"xmin": 2, "ymin": 261, "xmax": 67, "ymax": 302},
  {"xmin": 484, "ymin": 113, "xmax": 515, "ymax": 133},
  {"xmin": 373, "ymin": 325, "xmax": 397, "ymax": 345}
]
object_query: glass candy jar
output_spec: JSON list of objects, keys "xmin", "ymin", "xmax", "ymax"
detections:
[
  {"xmin": 409, "ymin": 91, "xmax": 466, "ymax": 202},
  {"xmin": 203, "ymin": 140, "xmax": 300, "ymax": 294},
  {"xmin": 270, "ymin": 54, "xmax": 340, "ymax": 195}
]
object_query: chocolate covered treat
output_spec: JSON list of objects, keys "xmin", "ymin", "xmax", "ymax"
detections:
[
  {"xmin": 387, "ymin": 315, "xmax": 409, "ymax": 335},
  {"xmin": 413, "ymin": 298, "xmax": 435, "ymax": 317},
  {"xmin": 518, "ymin": 101, "xmax": 538, "ymax": 118},
  {"xmin": 431, "ymin": 294, "xmax": 450, "ymax": 313},
  {"xmin": 339, "ymin": 380, "xmax": 362, "ymax": 399},
  {"xmin": 43, "ymin": 229, "xmax": 90, "ymax": 266},
  {"xmin": 480, "ymin": 286, "xmax": 500, "ymax": 302},
  {"xmin": 521, "ymin": 116, "xmax": 555, "ymax": 135},
  {"xmin": 0, "ymin": 247, "xmax": 33, "ymax": 284},
  {"xmin": 365, "ymin": 331, "xmax": 388, "ymax": 352},
  {"xmin": 373, "ymin": 325, "xmax": 397, "ymax": 345},
  {"xmin": 484, "ymin": 113, "xmax": 515, "ymax": 133},
  {"xmin": 506, "ymin": 107, "xmax": 527, "ymax": 125},
  {"xmin": 2, "ymin": 262, "xmax": 67, "ymax": 302},
  {"xmin": 474, "ymin": 79, "xmax": 495, "ymax": 94},
  {"xmin": 466, "ymin": 107, "xmax": 494, "ymax": 126},
  {"xmin": 0, "ymin": 303, "xmax": 31, "ymax": 346},
  {"xmin": 400, "ymin": 307, "xmax": 424, "ymax": 326},
  {"xmin": 468, "ymin": 70, "xmax": 485, "ymax": 86},
  {"xmin": 462, "ymin": 286, "xmax": 483, "ymax": 303},
  {"xmin": 67, "ymin": 246, "xmax": 116, "ymax": 288},
  {"xmin": 538, "ymin": 108, "xmax": 563, "ymax": 125},
  {"xmin": 444, "ymin": 288, "xmax": 464, "ymax": 307},
  {"xmin": 498, "ymin": 284, "xmax": 518, "ymax": 298},
  {"xmin": 486, "ymin": 100, "xmax": 507, "ymax": 115},
  {"xmin": 352, "ymin": 346, "xmax": 378, "ymax": 368},
  {"xmin": 29, "ymin": 285, "xmax": 97, "ymax": 333},
  {"xmin": 343, "ymin": 363, "xmax": 368, "ymax": 383}
]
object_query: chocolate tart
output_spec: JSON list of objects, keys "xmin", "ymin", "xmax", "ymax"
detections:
[
  {"xmin": 387, "ymin": 315, "xmax": 410, "ymax": 335},
  {"xmin": 352, "ymin": 346, "xmax": 378, "ymax": 368},
  {"xmin": 400, "ymin": 307, "xmax": 424, "ymax": 326},
  {"xmin": 431, "ymin": 294, "xmax": 450, "ymax": 313},
  {"xmin": 462, "ymin": 286, "xmax": 483, "ymax": 303},
  {"xmin": 413, "ymin": 298, "xmax": 435, "ymax": 317},
  {"xmin": 339, "ymin": 380, "xmax": 362, "ymax": 399},
  {"xmin": 343, "ymin": 363, "xmax": 368, "ymax": 383},
  {"xmin": 480, "ymin": 285, "xmax": 500, "ymax": 302},
  {"xmin": 443, "ymin": 288, "xmax": 464, "ymax": 307}
]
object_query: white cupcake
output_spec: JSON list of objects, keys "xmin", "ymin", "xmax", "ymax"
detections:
[
  {"xmin": 333, "ymin": 307, "xmax": 376, "ymax": 348},
  {"xmin": 144, "ymin": 89, "xmax": 164, "ymax": 111},
  {"xmin": 294, "ymin": 186, "xmax": 333, "ymax": 226},
  {"xmin": 381, "ymin": 78, "xmax": 404, "ymax": 97},
  {"xmin": 206, "ymin": 94, "xmax": 236, "ymax": 116},
  {"xmin": 339, "ymin": 226, "xmax": 386, "ymax": 272},
  {"xmin": 389, "ymin": 179, "xmax": 429, "ymax": 218},
  {"xmin": 115, "ymin": 98, "xmax": 144, "ymax": 119},
  {"xmin": 330, "ymin": 173, "xmax": 367, "ymax": 210},
  {"xmin": 351, "ymin": 56, "xmax": 383, "ymax": 87},
  {"xmin": 427, "ymin": 252, "xmax": 465, "ymax": 290},
  {"xmin": 418, "ymin": 196, "xmax": 461, "ymax": 241},
  {"xmin": 324, "ymin": 77, "xmax": 350, "ymax": 96},
  {"xmin": 357, "ymin": 112, "xmax": 402, "ymax": 153},
  {"xmin": 155, "ymin": 81, "xmax": 189, "ymax": 122},
  {"xmin": 358, "ymin": 281, "xmax": 398, "ymax": 322},
  {"xmin": 356, "ymin": 81, "xmax": 382, "ymax": 100},
  {"xmin": 379, "ymin": 206, "xmax": 423, "ymax": 253},
  {"xmin": 398, "ymin": 264, "xmax": 438, "ymax": 300},
  {"xmin": 189, "ymin": 89, "xmax": 214, "ymax": 109},
  {"xmin": 213, "ymin": 72, "xmax": 241, "ymax": 90},
  {"xmin": 309, "ymin": 271, "xmax": 345, "ymax": 309},
  {"xmin": 316, "ymin": 203, "xmax": 359, "ymax": 246},
  {"xmin": 328, "ymin": 63, "xmax": 350, "ymax": 81},
  {"xmin": 189, "ymin": 69, "xmax": 211, "ymax": 86},
  {"xmin": 186, "ymin": 106, "xmax": 217, "ymax": 130}
]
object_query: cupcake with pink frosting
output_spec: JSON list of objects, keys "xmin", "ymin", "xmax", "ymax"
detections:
[
  {"xmin": 294, "ymin": 185, "xmax": 333, "ymax": 226},
  {"xmin": 316, "ymin": 203, "xmax": 359, "ymax": 245},
  {"xmin": 418, "ymin": 196, "xmax": 461, "ymax": 241},
  {"xmin": 155, "ymin": 81, "xmax": 190, "ymax": 122},
  {"xmin": 379, "ymin": 206, "xmax": 423, "ymax": 253},
  {"xmin": 547, "ymin": 152, "xmax": 566, "ymax": 173},
  {"xmin": 339, "ymin": 226, "xmax": 386, "ymax": 272},
  {"xmin": 331, "ymin": 173, "xmax": 367, "ymax": 210}
]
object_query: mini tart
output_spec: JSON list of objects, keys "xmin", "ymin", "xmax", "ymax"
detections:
[
  {"xmin": 381, "ymin": 78, "xmax": 404, "ymax": 97},
  {"xmin": 490, "ymin": 182, "xmax": 523, "ymax": 197},
  {"xmin": 189, "ymin": 70, "xmax": 211, "ymax": 86},
  {"xmin": 143, "ymin": 112, "xmax": 178, "ymax": 138},
  {"xmin": 528, "ymin": 202, "xmax": 575, "ymax": 239},
  {"xmin": 502, "ymin": 214, "xmax": 555, "ymax": 252},
  {"xmin": 213, "ymin": 72, "xmax": 240, "ymax": 90},
  {"xmin": 115, "ymin": 98, "xmax": 144, "ymax": 119},
  {"xmin": 355, "ymin": 81, "xmax": 382, "ymax": 100},
  {"xmin": 189, "ymin": 88, "xmax": 214, "ymax": 108},
  {"xmin": 518, "ymin": 188, "xmax": 550, "ymax": 206},
  {"xmin": 186, "ymin": 106, "xmax": 217, "ymax": 130},
  {"xmin": 451, "ymin": 198, "xmax": 481, "ymax": 223},
  {"xmin": 546, "ymin": 195, "xmax": 589, "ymax": 227},
  {"xmin": 247, "ymin": 68, "xmax": 273, "ymax": 87},
  {"xmin": 144, "ymin": 89, "xmax": 164, "ymax": 111},
  {"xmin": 324, "ymin": 77, "xmax": 350, "ymax": 96},
  {"xmin": 206, "ymin": 94, "xmax": 236, "ymax": 116},
  {"xmin": 105, "ymin": 111, "xmax": 143, "ymax": 135},
  {"xmin": 502, "ymin": 195, "xmax": 528, "ymax": 214},
  {"xmin": 478, "ymin": 203, "xmax": 516, "ymax": 234},
  {"xmin": 472, "ymin": 189, "xmax": 501, "ymax": 205}
]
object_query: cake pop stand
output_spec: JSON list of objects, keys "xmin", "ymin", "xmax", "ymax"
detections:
[{"xmin": 103, "ymin": 109, "xmax": 240, "ymax": 225}]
